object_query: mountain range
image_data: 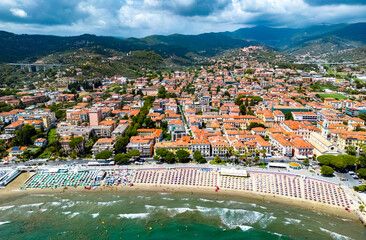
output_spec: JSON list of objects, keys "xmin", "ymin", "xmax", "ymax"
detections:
[{"xmin": 1, "ymin": 22, "xmax": 366, "ymax": 63}]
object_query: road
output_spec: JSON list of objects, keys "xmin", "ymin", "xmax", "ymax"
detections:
[{"xmin": 178, "ymin": 104, "xmax": 189, "ymax": 135}]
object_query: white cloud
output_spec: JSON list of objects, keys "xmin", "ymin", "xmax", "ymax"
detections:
[
  {"xmin": 10, "ymin": 8, "xmax": 27, "ymax": 18},
  {"xmin": 0, "ymin": 0, "xmax": 366, "ymax": 36}
]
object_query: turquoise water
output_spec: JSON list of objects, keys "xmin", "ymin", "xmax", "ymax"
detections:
[{"xmin": 0, "ymin": 191, "xmax": 365, "ymax": 240}]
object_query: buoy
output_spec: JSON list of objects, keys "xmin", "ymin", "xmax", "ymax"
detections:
[
  {"xmin": 102, "ymin": 222, "xmax": 105, "ymax": 224},
  {"xmin": 149, "ymin": 227, "xmax": 152, "ymax": 230}
]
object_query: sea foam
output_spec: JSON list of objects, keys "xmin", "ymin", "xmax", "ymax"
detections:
[
  {"xmin": 320, "ymin": 228, "xmax": 352, "ymax": 240},
  {"xmin": 0, "ymin": 205, "xmax": 14, "ymax": 211},
  {"xmin": 118, "ymin": 213, "xmax": 149, "ymax": 219}
]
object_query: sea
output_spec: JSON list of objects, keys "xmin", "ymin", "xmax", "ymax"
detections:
[{"xmin": 0, "ymin": 191, "xmax": 365, "ymax": 240}]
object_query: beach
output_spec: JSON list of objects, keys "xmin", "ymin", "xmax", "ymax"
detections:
[{"xmin": 0, "ymin": 169, "xmax": 360, "ymax": 222}]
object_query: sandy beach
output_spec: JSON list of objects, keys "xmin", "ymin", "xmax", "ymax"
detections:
[{"xmin": 0, "ymin": 172, "xmax": 359, "ymax": 222}]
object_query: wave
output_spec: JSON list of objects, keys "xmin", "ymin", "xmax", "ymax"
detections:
[
  {"xmin": 0, "ymin": 221, "xmax": 10, "ymax": 226},
  {"xmin": 145, "ymin": 205, "xmax": 195, "ymax": 216},
  {"xmin": 199, "ymin": 198, "xmax": 214, "ymax": 202},
  {"xmin": 137, "ymin": 196, "xmax": 151, "ymax": 200},
  {"xmin": 118, "ymin": 213, "xmax": 149, "ymax": 219},
  {"xmin": 69, "ymin": 212, "xmax": 79, "ymax": 218},
  {"xmin": 97, "ymin": 200, "xmax": 122, "ymax": 206},
  {"xmin": 320, "ymin": 228, "xmax": 352, "ymax": 240},
  {"xmin": 0, "ymin": 205, "xmax": 14, "ymax": 211},
  {"xmin": 284, "ymin": 218, "xmax": 301, "ymax": 225},
  {"xmin": 50, "ymin": 202, "xmax": 61, "ymax": 206},
  {"xmin": 19, "ymin": 203, "xmax": 43, "ymax": 208},
  {"xmin": 91, "ymin": 213, "xmax": 99, "ymax": 218},
  {"xmin": 161, "ymin": 197, "xmax": 174, "ymax": 201},
  {"xmin": 61, "ymin": 202, "xmax": 75, "ymax": 209},
  {"xmin": 31, "ymin": 194, "xmax": 55, "ymax": 197},
  {"xmin": 62, "ymin": 211, "xmax": 71, "ymax": 215},
  {"xmin": 237, "ymin": 225, "xmax": 253, "ymax": 231},
  {"xmin": 196, "ymin": 206, "xmax": 276, "ymax": 229}
]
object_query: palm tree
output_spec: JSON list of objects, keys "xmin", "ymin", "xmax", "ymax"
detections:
[{"xmin": 260, "ymin": 149, "xmax": 267, "ymax": 160}]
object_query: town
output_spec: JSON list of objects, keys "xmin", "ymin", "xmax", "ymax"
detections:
[{"xmin": 0, "ymin": 47, "xmax": 366, "ymax": 174}]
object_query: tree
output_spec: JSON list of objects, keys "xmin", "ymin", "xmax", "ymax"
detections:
[
  {"xmin": 16, "ymin": 124, "xmax": 37, "ymax": 146},
  {"xmin": 359, "ymin": 205, "xmax": 365, "ymax": 212},
  {"xmin": 114, "ymin": 136, "xmax": 129, "ymax": 153},
  {"xmin": 303, "ymin": 158, "xmax": 309, "ymax": 166},
  {"xmin": 22, "ymin": 150, "xmax": 33, "ymax": 161},
  {"xmin": 55, "ymin": 110, "xmax": 66, "ymax": 120},
  {"xmin": 68, "ymin": 136, "xmax": 83, "ymax": 150},
  {"xmin": 358, "ymin": 168, "xmax": 366, "ymax": 179},
  {"xmin": 176, "ymin": 150, "xmax": 190, "ymax": 163},
  {"xmin": 254, "ymin": 155, "xmax": 260, "ymax": 164},
  {"xmin": 70, "ymin": 149, "xmax": 78, "ymax": 159},
  {"xmin": 95, "ymin": 150, "xmax": 112, "ymax": 159},
  {"xmin": 193, "ymin": 151, "xmax": 206, "ymax": 163},
  {"xmin": 239, "ymin": 104, "xmax": 247, "ymax": 115},
  {"xmin": 165, "ymin": 151, "xmax": 176, "ymax": 164},
  {"xmin": 285, "ymin": 112, "xmax": 293, "ymax": 120},
  {"xmin": 317, "ymin": 155, "xmax": 333, "ymax": 166},
  {"xmin": 321, "ymin": 165, "xmax": 334, "ymax": 176},
  {"xmin": 155, "ymin": 148, "xmax": 169, "ymax": 160},
  {"xmin": 247, "ymin": 122, "xmax": 265, "ymax": 130},
  {"xmin": 260, "ymin": 149, "xmax": 267, "ymax": 159},
  {"xmin": 346, "ymin": 146, "xmax": 357, "ymax": 156},
  {"xmin": 127, "ymin": 149, "xmax": 140, "ymax": 158},
  {"xmin": 143, "ymin": 117, "xmax": 155, "ymax": 128},
  {"xmin": 114, "ymin": 153, "xmax": 130, "ymax": 164},
  {"xmin": 358, "ymin": 114, "xmax": 366, "ymax": 122},
  {"xmin": 214, "ymin": 156, "xmax": 222, "ymax": 163}
]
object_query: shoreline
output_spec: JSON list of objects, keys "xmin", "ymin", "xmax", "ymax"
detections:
[{"xmin": 0, "ymin": 173, "xmax": 360, "ymax": 223}]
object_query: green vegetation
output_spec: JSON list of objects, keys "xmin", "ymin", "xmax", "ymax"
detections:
[
  {"xmin": 95, "ymin": 150, "xmax": 112, "ymax": 159},
  {"xmin": 358, "ymin": 168, "xmax": 366, "ymax": 179},
  {"xmin": 317, "ymin": 154, "xmax": 357, "ymax": 171},
  {"xmin": 317, "ymin": 93, "xmax": 348, "ymax": 100},
  {"xmin": 353, "ymin": 185, "xmax": 366, "ymax": 192},
  {"xmin": 320, "ymin": 165, "xmax": 335, "ymax": 176},
  {"xmin": 247, "ymin": 122, "xmax": 266, "ymax": 130},
  {"xmin": 113, "ymin": 150, "xmax": 140, "ymax": 164},
  {"xmin": 176, "ymin": 150, "xmax": 190, "ymax": 163},
  {"xmin": 68, "ymin": 136, "xmax": 83, "ymax": 150},
  {"xmin": 193, "ymin": 151, "xmax": 207, "ymax": 164},
  {"xmin": 310, "ymin": 82, "xmax": 339, "ymax": 92}
]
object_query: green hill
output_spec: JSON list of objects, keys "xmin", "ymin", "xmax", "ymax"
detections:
[{"xmin": 1, "ymin": 22, "xmax": 366, "ymax": 63}]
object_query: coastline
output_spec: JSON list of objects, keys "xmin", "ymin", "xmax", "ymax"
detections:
[{"xmin": 0, "ymin": 172, "xmax": 360, "ymax": 222}]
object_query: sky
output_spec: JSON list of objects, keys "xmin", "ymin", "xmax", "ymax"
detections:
[{"xmin": 0, "ymin": 0, "xmax": 366, "ymax": 37}]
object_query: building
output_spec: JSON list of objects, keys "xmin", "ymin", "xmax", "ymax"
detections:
[
  {"xmin": 6, "ymin": 146, "xmax": 28, "ymax": 158},
  {"xmin": 89, "ymin": 108, "xmax": 103, "ymax": 126},
  {"xmin": 291, "ymin": 138, "xmax": 314, "ymax": 160},
  {"xmin": 345, "ymin": 107, "xmax": 366, "ymax": 117},
  {"xmin": 111, "ymin": 124, "xmax": 129, "ymax": 139},
  {"xmin": 306, "ymin": 132, "xmax": 341, "ymax": 157},
  {"xmin": 292, "ymin": 112, "xmax": 318, "ymax": 123},
  {"xmin": 273, "ymin": 110, "xmax": 285, "ymax": 122},
  {"xmin": 126, "ymin": 136, "xmax": 154, "ymax": 157},
  {"xmin": 34, "ymin": 138, "xmax": 47, "ymax": 148},
  {"xmin": 269, "ymin": 134, "xmax": 292, "ymax": 157},
  {"xmin": 92, "ymin": 138, "xmax": 116, "ymax": 155},
  {"xmin": 191, "ymin": 139, "xmax": 211, "ymax": 156}
]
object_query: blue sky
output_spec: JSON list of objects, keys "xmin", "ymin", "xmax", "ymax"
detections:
[{"xmin": 0, "ymin": 0, "xmax": 366, "ymax": 37}]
